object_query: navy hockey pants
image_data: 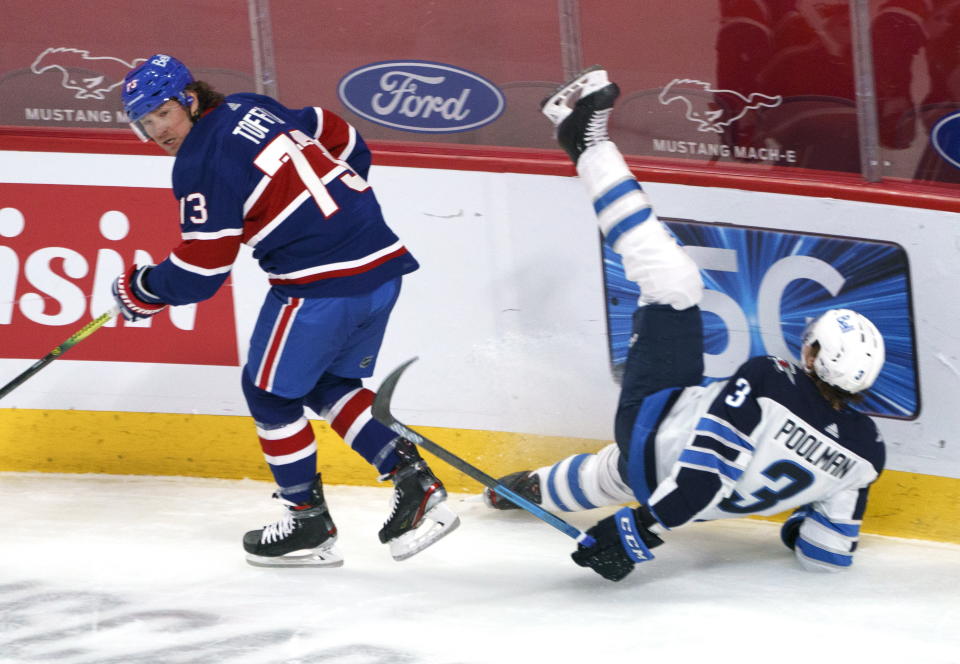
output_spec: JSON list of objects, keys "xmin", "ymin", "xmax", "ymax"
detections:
[{"xmin": 614, "ymin": 304, "xmax": 704, "ymax": 501}]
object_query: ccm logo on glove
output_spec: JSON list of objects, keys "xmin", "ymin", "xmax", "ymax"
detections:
[{"xmin": 615, "ymin": 507, "xmax": 656, "ymax": 563}]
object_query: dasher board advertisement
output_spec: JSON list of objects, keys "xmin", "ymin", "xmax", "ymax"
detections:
[{"xmin": 602, "ymin": 219, "xmax": 918, "ymax": 420}]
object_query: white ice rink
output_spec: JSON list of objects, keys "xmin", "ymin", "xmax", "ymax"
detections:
[{"xmin": 1, "ymin": 472, "xmax": 958, "ymax": 664}]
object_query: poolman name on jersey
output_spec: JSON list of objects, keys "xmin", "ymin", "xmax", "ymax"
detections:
[{"xmin": 775, "ymin": 419, "xmax": 856, "ymax": 479}]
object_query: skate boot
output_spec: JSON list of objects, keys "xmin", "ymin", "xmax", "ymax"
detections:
[
  {"xmin": 540, "ymin": 65, "xmax": 620, "ymax": 163},
  {"xmin": 378, "ymin": 438, "xmax": 460, "ymax": 561},
  {"xmin": 483, "ymin": 470, "xmax": 542, "ymax": 510},
  {"xmin": 243, "ymin": 473, "xmax": 343, "ymax": 568}
]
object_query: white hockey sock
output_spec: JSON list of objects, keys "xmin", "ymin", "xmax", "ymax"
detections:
[
  {"xmin": 577, "ymin": 142, "xmax": 703, "ymax": 310},
  {"xmin": 532, "ymin": 445, "xmax": 635, "ymax": 512},
  {"xmin": 577, "ymin": 142, "xmax": 651, "ymax": 243}
]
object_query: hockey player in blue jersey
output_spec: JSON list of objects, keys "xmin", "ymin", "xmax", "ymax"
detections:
[
  {"xmin": 484, "ymin": 66, "xmax": 887, "ymax": 581},
  {"xmin": 114, "ymin": 54, "xmax": 459, "ymax": 567}
]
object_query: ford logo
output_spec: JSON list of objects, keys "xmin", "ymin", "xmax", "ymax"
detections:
[
  {"xmin": 932, "ymin": 110, "xmax": 960, "ymax": 170},
  {"xmin": 338, "ymin": 60, "xmax": 505, "ymax": 133}
]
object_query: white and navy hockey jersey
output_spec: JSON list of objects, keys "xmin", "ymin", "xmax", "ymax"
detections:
[
  {"xmin": 633, "ymin": 355, "xmax": 884, "ymax": 571},
  {"xmin": 144, "ymin": 93, "xmax": 418, "ymax": 304}
]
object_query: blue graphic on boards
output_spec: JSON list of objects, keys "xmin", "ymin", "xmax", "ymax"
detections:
[{"xmin": 603, "ymin": 220, "xmax": 918, "ymax": 418}]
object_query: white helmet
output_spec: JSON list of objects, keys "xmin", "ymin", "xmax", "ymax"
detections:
[{"xmin": 801, "ymin": 309, "xmax": 885, "ymax": 393}]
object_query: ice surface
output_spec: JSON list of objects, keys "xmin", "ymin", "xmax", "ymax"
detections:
[{"xmin": 1, "ymin": 473, "xmax": 957, "ymax": 664}]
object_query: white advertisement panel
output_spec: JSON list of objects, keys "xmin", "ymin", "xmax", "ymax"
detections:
[{"xmin": 1, "ymin": 151, "xmax": 958, "ymax": 478}]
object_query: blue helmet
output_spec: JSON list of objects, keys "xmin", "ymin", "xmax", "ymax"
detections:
[{"xmin": 122, "ymin": 54, "xmax": 194, "ymax": 122}]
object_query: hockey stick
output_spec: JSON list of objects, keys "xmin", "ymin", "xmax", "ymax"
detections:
[
  {"xmin": 0, "ymin": 306, "xmax": 121, "ymax": 401},
  {"xmin": 371, "ymin": 357, "xmax": 597, "ymax": 547}
]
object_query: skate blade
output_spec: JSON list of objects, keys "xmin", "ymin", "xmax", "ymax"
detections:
[
  {"xmin": 540, "ymin": 64, "xmax": 608, "ymax": 122},
  {"xmin": 245, "ymin": 544, "xmax": 344, "ymax": 568},
  {"xmin": 388, "ymin": 503, "xmax": 461, "ymax": 562}
]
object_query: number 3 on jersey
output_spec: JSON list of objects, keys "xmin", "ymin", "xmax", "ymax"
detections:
[
  {"xmin": 253, "ymin": 129, "xmax": 368, "ymax": 218},
  {"xmin": 718, "ymin": 460, "xmax": 814, "ymax": 513},
  {"xmin": 725, "ymin": 377, "xmax": 751, "ymax": 407}
]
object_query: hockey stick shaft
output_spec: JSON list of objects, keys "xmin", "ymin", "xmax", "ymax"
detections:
[
  {"xmin": 371, "ymin": 357, "xmax": 596, "ymax": 547},
  {"xmin": 0, "ymin": 306, "xmax": 121, "ymax": 401}
]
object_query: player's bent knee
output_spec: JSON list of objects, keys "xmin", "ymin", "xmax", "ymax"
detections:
[
  {"xmin": 616, "ymin": 221, "xmax": 703, "ymax": 310},
  {"xmin": 305, "ymin": 372, "xmax": 364, "ymax": 413},
  {"xmin": 660, "ymin": 254, "xmax": 704, "ymax": 310},
  {"xmin": 241, "ymin": 369, "xmax": 305, "ymax": 426}
]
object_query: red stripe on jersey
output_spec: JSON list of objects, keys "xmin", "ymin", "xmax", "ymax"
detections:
[
  {"xmin": 268, "ymin": 246, "xmax": 409, "ymax": 285},
  {"xmin": 243, "ymin": 166, "xmax": 313, "ymax": 242},
  {"xmin": 171, "ymin": 236, "xmax": 241, "ymax": 270},
  {"xmin": 243, "ymin": 144, "xmax": 345, "ymax": 242},
  {"xmin": 317, "ymin": 109, "xmax": 352, "ymax": 159},
  {"xmin": 330, "ymin": 389, "xmax": 375, "ymax": 438},
  {"xmin": 257, "ymin": 298, "xmax": 302, "ymax": 390},
  {"xmin": 259, "ymin": 423, "xmax": 315, "ymax": 456}
]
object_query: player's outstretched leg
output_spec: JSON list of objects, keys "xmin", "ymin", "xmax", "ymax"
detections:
[
  {"xmin": 378, "ymin": 438, "xmax": 460, "ymax": 561},
  {"xmin": 243, "ymin": 473, "xmax": 342, "ymax": 568},
  {"xmin": 541, "ymin": 65, "xmax": 620, "ymax": 164},
  {"xmin": 485, "ymin": 446, "xmax": 634, "ymax": 513},
  {"xmin": 544, "ymin": 66, "xmax": 703, "ymax": 311}
]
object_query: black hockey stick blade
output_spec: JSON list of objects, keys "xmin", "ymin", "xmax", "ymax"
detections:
[
  {"xmin": 372, "ymin": 357, "xmax": 596, "ymax": 547},
  {"xmin": 0, "ymin": 306, "xmax": 120, "ymax": 402}
]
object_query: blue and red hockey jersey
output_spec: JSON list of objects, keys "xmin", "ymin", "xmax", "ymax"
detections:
[{"xmin": 144, "ymin": 93, "xmax": 418, "ymax": 304}]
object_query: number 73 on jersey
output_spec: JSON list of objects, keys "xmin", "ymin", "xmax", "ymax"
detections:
[{"xmin": 180, "ymin": 128, "xmax": 369, "ymax": 225}]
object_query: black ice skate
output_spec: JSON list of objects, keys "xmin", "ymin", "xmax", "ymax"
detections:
[
  {"xmin": 540, "ymin": 65, "xmax": 620, "ymax": 164},
  {"xmin": 378, "ymin": 438, "xmax": 460, "ymax": 561},
  {"xmin": 483, "ymin": 470, "xmax": 542, "ymax": 510},
  {"xmin": 243, "ymin": 474, "xmax": 342, "ymax": 568}
]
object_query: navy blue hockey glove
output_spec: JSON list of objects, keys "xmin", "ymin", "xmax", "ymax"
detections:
[
  {"xmin": 112, "ymin": 264, "xmax": 167, "ymax": 322},
  {"xmin": 780, "ymin": 506, "xmax": 812, "ymax": 550},
  {"xmin": 571, "ymin": 505, "xmax": 663, "ymax": 582}
]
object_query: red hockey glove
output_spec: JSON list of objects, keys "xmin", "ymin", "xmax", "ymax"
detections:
[{"xmin": 112, "ymin": 264, "xmax": 167, "ymax": 322}]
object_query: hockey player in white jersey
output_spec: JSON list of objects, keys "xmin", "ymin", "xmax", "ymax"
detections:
[{"xmin": 484, "ymin": 66, "xmax": 887, "ymax": 581}]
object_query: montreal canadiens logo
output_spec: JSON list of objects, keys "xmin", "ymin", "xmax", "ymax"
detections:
[
  {"xmin": 932, "ymin": 111, "xmax": 960, "ymax": 170},
  {"xmin": 338, "ymin": 60, "xmax": 505, "ymax": 133}
]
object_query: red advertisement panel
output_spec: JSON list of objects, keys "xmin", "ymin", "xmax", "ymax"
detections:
[
  {"xmin": 871, "ymin": 0, "xmax": 960, "ymax": 183},
  {"xmin": 582, "ymin": 0, "xmax": 862, "ymax": 173},
  {"xmin": 0, "ymin": 183, "xmax": 238, "ymax": 366},
  {"xmin": 268, "ymin": 1, "xmax": 565, "ymax": 151},
  {"xmin": 1, "ymin": 1, "xmax": 959, "ymax": 186},
  {"xmin": 0, "ymin": 0, "xmax": 253, "ymax": 131}
]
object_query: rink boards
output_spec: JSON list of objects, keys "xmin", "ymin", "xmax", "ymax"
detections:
[{"xmin": 0, "ymin": 143, "xmax": 958, "ymax": 543}]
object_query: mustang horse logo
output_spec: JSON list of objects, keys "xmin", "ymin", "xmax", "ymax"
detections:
[
  {"xmin": 31, "ymin": 48, "xmax": 146, "ymax": 100},
  {"xmin": 659, "ymin": 78, "xmax": 782, "ymax": 133}
]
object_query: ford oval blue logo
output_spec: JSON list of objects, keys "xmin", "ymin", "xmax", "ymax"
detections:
[
  {"xmin": 338, "ymin": 60, "xmax": 505, "ymax": 133},
  {"xmin": 932, "ymin": 110, "xmax": 960, "ymax": 170}
]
